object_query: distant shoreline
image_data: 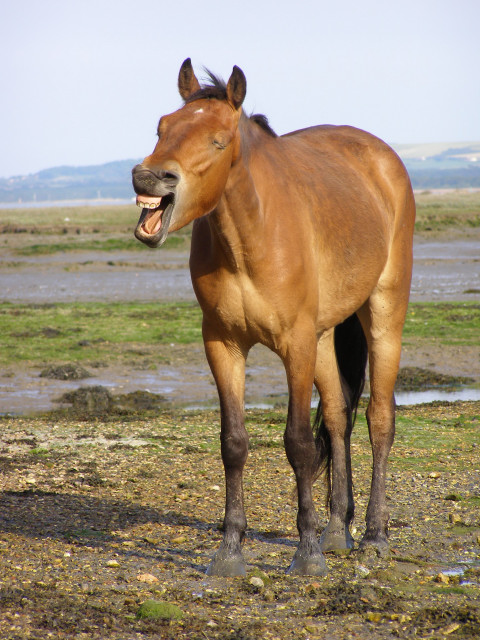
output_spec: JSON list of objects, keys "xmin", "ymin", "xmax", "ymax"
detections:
[
  {"xmin": 1, "ymin": 189, "xmax": 480, "ymax": 210},
  {"xmin": 0, "ymin": 198, "xmax": 135, "ymax": 210}
]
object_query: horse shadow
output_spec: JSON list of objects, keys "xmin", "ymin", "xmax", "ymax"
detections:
[{"xmin": 0, "ymin": 489, "xmax": 294, "ymax": 573}]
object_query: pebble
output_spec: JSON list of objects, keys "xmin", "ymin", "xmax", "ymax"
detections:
[
  {"xmin": 171, "ymin": 535, "xmax": 187, "ymax": 545},
  {"xmin": 304, "ymin": 624, "xmax": 320, "ymax": 635},
  {"xmin": 249, "ymin": 576, "xmax": 264, "ymax": 589},
  {"xmin": 443, "ymin": 623, "xmax": 460, "ymax": 635},
  {"xmin": 106, "ymin": 560, "xmax": 120, "ymax": 568},
  {"xmin": 365, "ymin": 612, "xmax": 383, "ymax": 623},
  {"xmin": 435, "ymin": 572, "xmax": 450, "ymax": 584},
  {"xmin": 355, "ymin": 564, "xmax": 371, "ymax": 578},
  {"xmin": 137, "ymin": 573, "xmax": 159, "ymax": 584},
  {"xmin": 263, "ymin": 589, "xmax": 275, "ymax": 602},
  {"xmin": 449, "ymin": 513, "xmax": 463, "ymax": 524}
]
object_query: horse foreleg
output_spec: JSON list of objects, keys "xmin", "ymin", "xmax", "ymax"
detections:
[
  {"xmin": 283, "ymin": 335, "xmax": 327, "ymax": 576},
  {"xmin": 314, "ymin": 330, "xmax": 355, "ymax": 552},
  {"xmin": 203, "ymin": 332, "xmax": 248, "ymax": 576}
]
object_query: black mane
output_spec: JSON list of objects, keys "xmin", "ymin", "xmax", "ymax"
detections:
[{"xmin": 184, "ymin": 70, "xmax": 277, "ymax": 138}]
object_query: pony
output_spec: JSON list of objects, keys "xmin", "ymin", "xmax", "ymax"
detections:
[{"xmin": 132, "ymin": 59, "xmax": 415, "ymax": 576}]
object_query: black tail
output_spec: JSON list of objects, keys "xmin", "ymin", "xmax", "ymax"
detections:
[{"xmin": 313, "ymin": 313, "xmax": 368, "ymax": 508}]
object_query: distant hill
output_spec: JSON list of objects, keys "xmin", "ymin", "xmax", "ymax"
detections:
[
  {"xmin": 0, "ymin": 159, "xmax": 141, "ymax": 204},
  {"xmin": 1, "ymin": 142, "xmax": 480, "ymax": 204},
  {"xmin": 394, "ymin": 141, "xmax": 480, "ymax": 189}
]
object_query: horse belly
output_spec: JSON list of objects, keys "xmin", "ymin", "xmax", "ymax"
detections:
[{"xmin": 315, "ymin": 229, "xmax": 390, "ymax": 330}]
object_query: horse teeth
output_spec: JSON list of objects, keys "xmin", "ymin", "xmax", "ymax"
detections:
[{"xmin": 136, "ymin": 201, "xmax": 160, "ymax": 209}]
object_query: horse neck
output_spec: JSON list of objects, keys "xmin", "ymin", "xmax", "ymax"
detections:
[{"xmin": 209, "ymin": 121, "xmax": 269, "ymax": 269}]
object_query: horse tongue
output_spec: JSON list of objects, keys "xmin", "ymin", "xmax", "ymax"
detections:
[
  {"xmin": 144, "ymin": 210, "xmax": 163, "ymax": 235},
  {"xmin": 136, "ymin": 195, "xmax": 162, "ymax": 208}
]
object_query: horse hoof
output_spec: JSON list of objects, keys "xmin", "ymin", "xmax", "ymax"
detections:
[
  {"xmin": 206, "ymin": 552, "xmax": 247, "ymax": 577},
  {"xmin": 356, "ymin": 536, "xmax": 389, "ymax": 560},
  {"xmin": 320, "ymin": 528, "xmax": 355, "ymax": 553},
  {"xmin": 287, "ymin": 551, "xmax": 328, "ymax": 577}
]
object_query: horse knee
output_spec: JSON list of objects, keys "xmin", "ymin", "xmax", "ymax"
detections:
[
  {"xmin": 284, "ymin": 427, "xmax": 316, "ymax": 474},
  {"xmin": 221, "ymin": 430, "xmax": 248, "ymax": 469}
]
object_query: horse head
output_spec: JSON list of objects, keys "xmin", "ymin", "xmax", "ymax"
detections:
[{"xmin": 132, "ymin": 58, "xmax": 246, "ymax": 247}]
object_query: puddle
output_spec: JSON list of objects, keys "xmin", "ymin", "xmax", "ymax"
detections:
[
  {"xmin": 436, "ymin": 559, "xmax": 480, "ymax": 586},
  {"xmin": 396, "ymin": 388, "xmax": 480, "ymax": 405}
]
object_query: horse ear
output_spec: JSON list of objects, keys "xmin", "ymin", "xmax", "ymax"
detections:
[
  {"xmin": 226, "ymin": 65, "xmax": 247, "ymax": 110},
  {"xmin": 178, "ymin": 58, "xmax": 201, "ymax": 100}
]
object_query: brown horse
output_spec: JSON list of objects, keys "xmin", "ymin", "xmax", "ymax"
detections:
[{"xmin": 132, "ymin": 59, "xmax": 415, "ymax": 577}]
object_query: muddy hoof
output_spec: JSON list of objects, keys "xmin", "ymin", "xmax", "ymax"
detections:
[
  {"xmin": 287, "ymin": 550, "xmax": 328, "ymax": 576},
  {"xmin": 320, "ymin": 526, "xmax": 355, "ymax": 553},
  {"xmin": 206, "ymin": 551, "xmax": 247, "ymax": 577},
  {"xmin": 356, "ymin": 536, "xmax": 390, "ymax": 560}
]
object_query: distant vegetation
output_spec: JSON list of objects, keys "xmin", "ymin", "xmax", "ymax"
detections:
[{"xmin": 1, "ymin": 142, "xmax": 480, "ymax": 204}]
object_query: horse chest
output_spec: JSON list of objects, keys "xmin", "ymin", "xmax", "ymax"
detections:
[{"xmin": 195, "ymin": 269, "xmax": 284, "ymax": 346}]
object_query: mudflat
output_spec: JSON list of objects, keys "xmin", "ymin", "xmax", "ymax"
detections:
[{"xmin": 0, "ymin": 194, "xmax": 479, "ymax": 639}]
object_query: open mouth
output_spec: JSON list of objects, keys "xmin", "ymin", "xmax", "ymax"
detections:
[{"xmin": 134, "ymin": 193, "xmax": 175, "ymax": 247}]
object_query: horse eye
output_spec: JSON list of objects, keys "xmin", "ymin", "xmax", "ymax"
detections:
[{"xmin": 213, "ymin": 139, "xmax": 226, "ymax": 150}]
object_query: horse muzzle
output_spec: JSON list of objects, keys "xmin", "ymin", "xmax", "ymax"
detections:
[{"xmin": 132, "ymin": 165, "xmax": 179, "ymax": 247}]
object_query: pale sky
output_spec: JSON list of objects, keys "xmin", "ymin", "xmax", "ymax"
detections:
[{"xmin": 1, "ymin": 0, "xmax": 479, "ymax": 178}]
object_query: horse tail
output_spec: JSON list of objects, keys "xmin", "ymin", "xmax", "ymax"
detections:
[{"xmin": 313, "ymin": 313, "xmax": 368, "ymax": 509}]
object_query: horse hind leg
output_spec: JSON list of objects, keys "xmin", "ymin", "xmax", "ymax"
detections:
[
  {"xmin": 357, "ymin": 292, "xmax": 409, "ymax": 555},
  {"xmin": 314, "ymin": 316, "xmax": 367, "ymax": 552}
]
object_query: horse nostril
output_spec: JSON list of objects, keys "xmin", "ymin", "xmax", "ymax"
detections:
[{"xmin": 160, "ymin": 170, "xmax": 180, "ymax": 185}]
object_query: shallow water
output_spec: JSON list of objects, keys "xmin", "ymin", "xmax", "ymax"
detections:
[
  {"xmin": 1, "ymin": 241, "xmax": 479, "ymax": 304},
  {"xmin": 1, "ymin": 363, "xmax": 479, "ymax": 416},
  {"xmin": 395, "ymin": 388, "xmax": 480, "ymax": 405}
]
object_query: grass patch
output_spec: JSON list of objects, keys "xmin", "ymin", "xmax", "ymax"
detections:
[
  {"xmin": 1, "ymin": 301, "xmax": 479, "ymax": 370},
  {"xmin": 15, "ymin": 234, "xmax": 188, "ymax": 255},
  {"xmin": 30, "ymin": 447, "xmax": 49, "ymax": 456},
  {"xmin": 403, "ymin": 302, "xmax": 480, "ymax": 346},
  {"xmin": 0, "ymin": 301, "xmax": 202, "ymax": 366}
]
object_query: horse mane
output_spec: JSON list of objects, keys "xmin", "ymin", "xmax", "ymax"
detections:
[{"xmin": 184, "ymin": 70, "xmax": 277, "ymax": 138}]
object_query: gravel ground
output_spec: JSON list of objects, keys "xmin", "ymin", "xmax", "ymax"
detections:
[{"xmin": 0, "ymin": 403, "xmax": 479, "ymax": 639}]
